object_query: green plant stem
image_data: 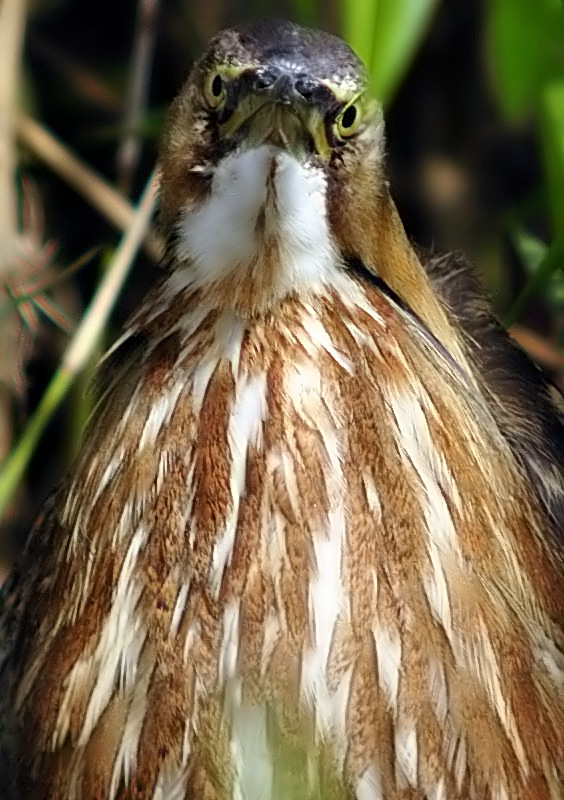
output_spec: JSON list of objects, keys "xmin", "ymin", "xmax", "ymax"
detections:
[
  {"xmin": 505, "ymin": 231, "xmax": 564, "ymax": 327},
  {"xmin": 0, "ymin": 169, "xmax": 158, "ymax": 521}
]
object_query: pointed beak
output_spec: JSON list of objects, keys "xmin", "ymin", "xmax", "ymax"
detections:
[{"xmin": 219, "ymin": 69, "xmax": 331, "ymax": 161}]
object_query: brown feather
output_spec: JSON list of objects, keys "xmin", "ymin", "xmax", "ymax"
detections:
[{"xmin": 1, "ymin": 19, "xmax": 562, "ymax": 800}]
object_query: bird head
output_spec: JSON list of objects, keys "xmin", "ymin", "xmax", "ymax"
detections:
[
  {"xmin": 159, "ymin": 20, "xmax": 382, "ymax": 225},
  {"xmin": 158, "ymin": 20, "xmax": 467, "ymax": 363},
  {"xmin": 192, "ymin": 23, "xmax": 378, "ymax": 163}
]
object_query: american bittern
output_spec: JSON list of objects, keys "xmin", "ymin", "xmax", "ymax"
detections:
[{"xmin": 1, "ymin": 19, "xmax": 563, "ymax": 800}]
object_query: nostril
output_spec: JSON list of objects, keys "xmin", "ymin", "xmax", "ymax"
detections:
[
  {"xmin": 274, "ymin": 73, "xmax": 294, "ymax": 103},
  {"xmin": 294, "ymin": 75, "xmax": 317, "ymax": 100},
  {"xmin": 254, "ymin": 68, "xmax": 279, "ymax": 90}
]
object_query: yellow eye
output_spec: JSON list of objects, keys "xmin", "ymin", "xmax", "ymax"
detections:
[
  {"xmin": 334, "ymin": 101, "xmax": 362, "ymax": 139},
  {"xmin": 204, "ymin": 72, "xmax": 226, "ymax": 109}
]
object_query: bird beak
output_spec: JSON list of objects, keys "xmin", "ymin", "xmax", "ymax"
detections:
[{"xmin": 219, "ymin": 72, "xmax": 331, "ymax": 161}]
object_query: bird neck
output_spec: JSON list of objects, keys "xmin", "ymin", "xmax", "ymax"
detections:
[
  {"xmin": 167, "ymin": 145, "xmax": 344, "ymax": 318},
  {"xmin": 333, "ymin": 182, "xmax": 475, "ymax": 381}
]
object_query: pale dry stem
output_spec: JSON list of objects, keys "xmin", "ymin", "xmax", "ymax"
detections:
[
  {"xmin": 116, "ymin": 0, "xmax": 161, "ymax": 194},
  {"xmin": 0, "ymin": 0, "xmax": 30, "ymax": 463},
  {"xmin": 16, "ymin": 113, "xmax": 163, "ymax": 261}
]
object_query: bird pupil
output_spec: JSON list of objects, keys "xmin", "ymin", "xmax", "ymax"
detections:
[
  {"xmin": 341, "ymin": 105, "xmax": 357, "ymax": 129},
  {"xmin": 211, "ymin": 75, "xmax": 223, "ymax": 96}
]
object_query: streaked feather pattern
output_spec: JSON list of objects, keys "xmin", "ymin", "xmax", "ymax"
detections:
[
  {"xmin": 3, "ymin": 265, "xmax": 563, "ymax": 798},
  {"xmin": 1, "ymin": 19, "xmax": 563, "ymax": 800}
]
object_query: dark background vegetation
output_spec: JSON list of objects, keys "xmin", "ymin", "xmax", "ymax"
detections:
[{"xmin": 0, "ymin": 0, "xmax": 563, "ymax": 568}]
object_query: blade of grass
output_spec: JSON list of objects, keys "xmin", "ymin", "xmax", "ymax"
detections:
[
  {"xmin": 487, "ymin": 0, "xmax": 564, "ymax": 121},
  {"xmin": 341, "ymin": 0, "xmax": 378, "ymax": 78},
  {"xmin": 505, "ymin": 230, "xmax": 564, "ymax": 326},
  {"xmin": 342, "ymin": 0, "xmax": 439, "ymax": 104},
  {"xmin": 540, "ymin": 81, "xmax": 564, "ymax": 235},
  {"xmin": 510, "ymin": 227, "xmax": 547, "ymax": 275},
  {"xmin": 0, "ymin": 170, "xmax": 158, "ymax": 522}
]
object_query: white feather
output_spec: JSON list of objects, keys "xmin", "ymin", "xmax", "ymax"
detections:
[
  {"xmin": 388, "ymin": 387, "xmax": 460, "ymax": 557},
  {"xmin": 230, "ymin": 703, "xmax": 273, "ymax": 800},
  {"xmin": 394, "ymin": 716, "xmax": 418, "ymax": 787},
  {"xmin": 209, "ymin": 372, "xmax": 267, "ymax": 596},
  {"xmin": 372, "ymin": 621, "xmax": 401, "ymax": 711},
  {"xmin": 174, "ymin": 146, "xmax": 341, "ymax": 300},
  {"xmin": 218, "ymin": 599, "xmax": 241, "ymax": 685},
  {"xmin": 152, "ymin": 764, "xmax": 188, "ymax": 800},
  {"xmin": 356, "ymin": 764, "xmax": 383, "ymax": 800},
  {"xmin": 110, "ymin": 654, "xmax": 153, "ymax": 797},
  {"xmin": 138, "ymin": 382, "xmax": 184, "ymax": 451},
  {"xmin": 77, "ymin": 524, "xmax": 148, "ymax": 747}
]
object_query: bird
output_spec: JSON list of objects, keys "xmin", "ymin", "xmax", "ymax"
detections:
[{"xmin": 1, "ymin": 18, "xmax": 563, "ymax": 800}]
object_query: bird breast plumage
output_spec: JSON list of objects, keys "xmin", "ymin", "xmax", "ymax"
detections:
[
  {"xmin": 1, "ymin": 21, "xmax": 562, "ymax": 798},
  {"xmin": 9, "ymin": 269, "xmax": 562, "ymax": 798}
]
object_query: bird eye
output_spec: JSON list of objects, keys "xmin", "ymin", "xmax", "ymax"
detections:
[
  {"xmin": 334, "ymin": 101, "xmax": 361, "ymax": 140},
  {"xmin": 204, "ymin": 72, "xmax": 226, "ymax": 109}
]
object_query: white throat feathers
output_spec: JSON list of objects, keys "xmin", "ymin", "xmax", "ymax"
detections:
[{"xmin": 173, "ymin": 146, "xmax": 342, "ymax": 313}]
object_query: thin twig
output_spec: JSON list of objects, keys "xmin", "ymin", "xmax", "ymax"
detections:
[
  {"xmin": 16, "ymin": 113, "xmax": 163, "ymax": 261},
  {"xmin": 0, "ymin": 0, "xmax": 26, "ymax": 244},
  {"xmin": 0, "ymin": 0, "xmax": 27, "ymax": 465},
  {"xmin": 116, "ymin": 0, "xmax": 161, "ymax": 194}
]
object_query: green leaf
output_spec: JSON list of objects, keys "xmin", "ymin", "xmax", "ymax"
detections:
[
  {"xmin": 342, "ymin": 0, "xmax": 440, "ymax": 105},
  {"xmin": 505, "ymin": 231, "xmax": 564, "ymax": 326},
  {"xmin": 540, "ymin": 81, "xmax": 564, "ymax": 235},
  {"xmin": 511, "ymin": 227, "xmax": 547, "ymax": 275},
  {"xmin": 487, "ymin": 0, "xmax": 564, "ymax": 120}
]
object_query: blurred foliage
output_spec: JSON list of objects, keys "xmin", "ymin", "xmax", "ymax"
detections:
[
  {"xmin": 540, "ymin": 83, "xmax": 564, "ymax": 236},
  {"xmin": 342, "ymin": 0, "xmax": 440, "ymax": 104},
  {"xmin": 487, "ymin": 0, "xmax": 564, "ymax": 123},
  {"xmin": 1, "ymin": 0, "xmax": 563, "ymax": 546},
  {"xmin": 485, "ymin": 0, "xmax": 564, "ymax": 327}
]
